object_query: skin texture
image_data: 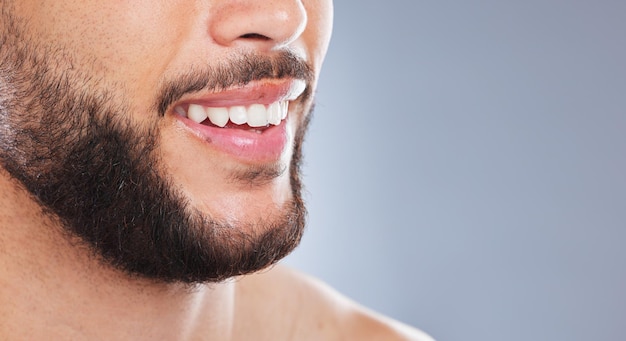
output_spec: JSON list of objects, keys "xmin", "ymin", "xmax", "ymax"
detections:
[
  {"xmin": 0, "ymin": 1, "xmax": 312, "ymax": 283},
  {"xmin": 0, "ymin": 0, "xmax": 433, "ymax": 339}
]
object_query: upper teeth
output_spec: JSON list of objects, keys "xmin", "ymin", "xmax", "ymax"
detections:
[{"xmin": 175, "ymin": 101, "xmax": 289, "ymax": 128}]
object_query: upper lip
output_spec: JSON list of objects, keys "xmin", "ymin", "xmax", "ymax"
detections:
[{"xmin": 171, "ymin": 79, "xmax": 307, "ymax": 109}]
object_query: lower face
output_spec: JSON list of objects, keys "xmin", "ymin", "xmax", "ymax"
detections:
[{"xmin": 0, "ymin": 1, "xmax": 331, "ymax": 283}]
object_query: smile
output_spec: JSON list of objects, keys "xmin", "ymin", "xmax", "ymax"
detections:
[
  {"xmin": 170, "ymin": 79, "xmax": 306, "ymax": 162},
  {"xmin": 174, "ymin": 100, "xmax": 289, "ymax": 130}
]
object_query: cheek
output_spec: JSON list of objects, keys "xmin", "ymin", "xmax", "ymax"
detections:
[
  {"xmin": 78, "ymin": 4, "xmax": 192, "ymax": 97},
  {"xmin": 20, "ymin": 1, "xmax": 193, "ymax": 107},
  {"xmin": 302, "ymin": 0, "xmax": 334, "ymax": 71}
]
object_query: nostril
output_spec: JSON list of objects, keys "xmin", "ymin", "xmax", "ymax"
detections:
[
  {"xmin": 209, "ymin": 2, "xmax": 308, "ymax": 48},
  {"xmin": 239, "ymin": 33, "xmax": 271, "ymax": 41}
]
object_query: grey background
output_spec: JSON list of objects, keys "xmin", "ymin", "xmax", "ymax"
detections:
[{"xmin": 284, "ymin": 1, "xmax": 626, "ymax": 341}]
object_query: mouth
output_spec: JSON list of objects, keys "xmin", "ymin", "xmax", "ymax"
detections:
[
  {"xmin": 174, "ymin": 100, "xmax": 289, "ymax": 132},
  {"xmin": 170, "ymin": 79, "xmax": 306, "ymax": 163}
]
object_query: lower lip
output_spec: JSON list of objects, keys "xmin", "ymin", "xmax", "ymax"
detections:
[{"xmin": 175, "ymin": 115, "xmax": 289, "ymax": 163}]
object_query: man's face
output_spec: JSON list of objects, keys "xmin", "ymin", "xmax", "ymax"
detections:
[{"xmin": 0, "ymin": 1, "xmax": 332, "ymax": 282}]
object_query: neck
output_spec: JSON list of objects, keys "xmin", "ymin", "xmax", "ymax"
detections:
[{"xmin": 0, "ymin": 173, "xmax": 235, "ymax": 340}]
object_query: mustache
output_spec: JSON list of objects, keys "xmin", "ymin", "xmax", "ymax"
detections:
[{"xmin": 155, "ymin": 51, "xmax": 314, "ymax": 116}]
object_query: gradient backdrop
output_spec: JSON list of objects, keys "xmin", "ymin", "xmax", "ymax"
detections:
[{"xmin": 284, "ymin": 1, "xmax": 626, "ymax": 340}]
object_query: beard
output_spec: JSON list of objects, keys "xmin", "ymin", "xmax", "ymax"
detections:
[{"xmin": 0, "ymin": 8, "xmax": 311, "ymax": 283}]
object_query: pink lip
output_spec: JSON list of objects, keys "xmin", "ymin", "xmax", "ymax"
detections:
[
  {"xmin": 170, "ymin": 79, "xmax": 305, "ymax": 163},
  {"xmin": 176, "ymin": 79, "xmax": 306, "ymax": 108}
]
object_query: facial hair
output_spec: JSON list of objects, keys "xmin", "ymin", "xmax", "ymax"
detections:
[{"xmin": 0, "ymin": 7, "xmax": 311, "ymax": 283}]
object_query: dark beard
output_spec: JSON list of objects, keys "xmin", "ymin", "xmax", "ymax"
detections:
[{"xmin": 0, "ymin": 8, "xmax": 310, "ymax": 283}]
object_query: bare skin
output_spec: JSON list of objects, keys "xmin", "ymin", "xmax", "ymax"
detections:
[
  {"xmin": 0, "ymin": 173, "xmax": 432, "ymax": 340},
  {"xmin": 0, "ymin": 0, "xmax": 433, "ymax": 339}
]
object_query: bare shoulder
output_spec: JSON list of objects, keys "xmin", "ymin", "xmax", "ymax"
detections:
[{"xmin": 235, "ymin": 265, "xmax": 435, "ymax": 341}]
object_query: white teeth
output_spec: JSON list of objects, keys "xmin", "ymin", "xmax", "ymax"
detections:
[
  {"xmin": 247, "ymin": 104, "xmax": 268, "ymax": 127},
  {"xmin": 188, "ymin": 104, "xmax": 208, "ymax": 123},
  {"xmin": 207, "ymin": 107, "xmax": 229, "ymax": 127},
  {"xmin": 268, "ymin": 102, "xmax": 281, "ymax": 125},
  {"xmin": 229, "ymin": 106, "xmax": 247, "ymax": 125},
  {"xmin": 180, "ymin": 101, "xmax": 289, "ymax": 128},
  {"xmin": 281, "ymin": 102, "xmax": 289, "ymax": 119}
]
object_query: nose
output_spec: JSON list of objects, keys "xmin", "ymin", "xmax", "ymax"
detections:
[{"xmin": 209, "ymin": 0, "xmax": 308, "ymax": 50}]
